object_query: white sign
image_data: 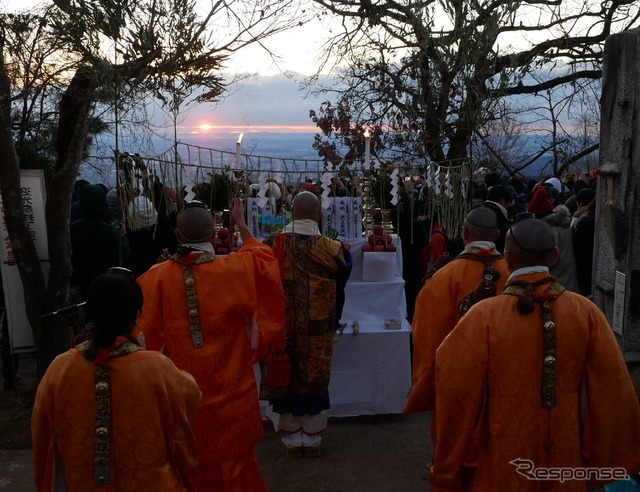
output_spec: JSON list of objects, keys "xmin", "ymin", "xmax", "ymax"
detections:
[
  {"xmin": 612, "ymin": 271, "xmax": 626, "ymax": 336},
  {"xmin": 0, "ymin": 170, "xmax": 49, "ymax": 353}
]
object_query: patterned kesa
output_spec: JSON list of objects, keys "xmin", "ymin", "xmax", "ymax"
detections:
[{"xmin": 264, "ymin": 234, "xmax": 347, "ymax": 398}]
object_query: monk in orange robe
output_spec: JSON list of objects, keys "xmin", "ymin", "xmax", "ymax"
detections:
[
  {"xmin": 431, "ymin": 217, "xmax": 640, "ymax": 491},
  {"xmin": 404, "ymin": 206, "xmax": 508, "ymax": 419},
  {"xmin": 32, "ymin": 269, "xmax": 201, "ymax": 491},
  {"xmin": 135, "ymin": 198, "xmax": 285, "ymax": 492}
]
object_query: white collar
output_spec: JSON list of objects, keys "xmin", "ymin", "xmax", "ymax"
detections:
[
  {"xmin": 508, "ymin": 266, "xmax": 549, "ymax": 283},
  {"xmin": 182, "ymin": 242, "xmax": 215, "ymax": 254},
  {"xmin": 463, "ymin": 240, "xmax": 496, "ymax": 253},
  {"xmin": 282, "ymin": 219, "xmax": 321, "ymax": 236}
]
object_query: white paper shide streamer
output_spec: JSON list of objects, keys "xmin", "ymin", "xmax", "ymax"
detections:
[
  {"xmin": 320, "ymin": 162, "xmax": 333, "ymax": 210},
  {"xmin": 433, "ymin": 166, "xmax": 442, "ymax": 195},
  {"xmin": 390, "ymin": 168, "xmax": 400, "ymax": 206},
  {"xmin": 257, "ymin": 172, "xmax": 268, "ymax": 208},
  {"xmin": 184, "ymin": 166, "xmax": 196, "ymax": 202},
  {"xmin": 425, "ymin": 164, "xmax": 434, "ymax": 189},
  {"xmin": 444, "ymin": 170, "xmax": 453, "ymax": 199}
]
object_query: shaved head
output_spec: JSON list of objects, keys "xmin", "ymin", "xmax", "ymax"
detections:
[
  {"xmin": 292, "ymin": 191, "xmax": 320, "ymax": 221},
  {"xmin": 505, "ymin": 218, "xmax": 557, "ymax": 270},
  {"xmin": 463, "ymin": 206, "xmax": 499, "ymax": 243},
  {"xmin": 177, "ymin": 202, "xmax": 214, "ymax": 243}
]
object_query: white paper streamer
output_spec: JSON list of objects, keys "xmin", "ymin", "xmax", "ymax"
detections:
[
  {"xmin": 183, "ymin": 166, "xmax": 196, "ymax": 202},
  {"xmin": 425, "ymin": 164, "xmax": 434, "ymax": 189},
  {"xmin": 390, "ymin": 168, "xmax": 400, "ymax": 206},
  {"xmin": 257, "ymin": 172, "xmax": 268, "ymax": 208},
  {"xmin": 444, "ymin": 170, "xmax": 453, "ymax": 199},
  {"xmin": 373, "ymin": 158, "xmax": 382, "ymax": 170},
  {"xmin": 433, "ymin": 166, "xmax": 442, "ymax": 195},
  {"xmin": 320, "ymin": 162, "xmax": 333, "ymax": 210}
]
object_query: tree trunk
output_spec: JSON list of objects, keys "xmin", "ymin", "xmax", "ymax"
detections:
[
  {"xmin": 0, "ymin": 46, "xmax": 48, "ymax": 373},
  {"xmin": 1, "ymin": 47, "xmax": 98, "ymax": 375},
  {"xmin": 43, "ymin": 68, "xmax": 98, "ymax": 371}
]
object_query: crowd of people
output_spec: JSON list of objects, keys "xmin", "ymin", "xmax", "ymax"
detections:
[{"xmin": 27, "ymin": 167, "xmax": 640, "ymax": 491}]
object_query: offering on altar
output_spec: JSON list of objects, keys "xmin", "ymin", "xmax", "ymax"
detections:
[
  {"xmin": 362, "ymin": 224, "xmax": 397, "ymax": 253},
  {"xmin": 211, "ymin": 227, "xmax": 238, "ymax": 255},
  {"xmin": 384, "ymin": 319, "xmax": 402, "ymax": 330}
]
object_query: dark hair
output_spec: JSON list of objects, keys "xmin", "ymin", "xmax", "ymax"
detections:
[
  {"xmin": 508, "ymin": 177, "xmax": 525, "ymax": 194},
  {"xmin": 573, "ymin": 179, "xmax": 589, "ymax": 194},
  {"xmin": 485, "ymin": 172, "xmax": 502, "ymax": 188},
  {"xmin": 473, "ymin": 187, "xmax": 488, "ymax": 201},
  {"xmin": 576, "ymin": 189, "xmax": 595, "ymax": 207},
  {"xmin": 487, "ymin": 184, "xmax": 512, "ymax": 204},
  {"xmin": 86, "ymin": 270, "xmax": 143, "ymax": 348}
]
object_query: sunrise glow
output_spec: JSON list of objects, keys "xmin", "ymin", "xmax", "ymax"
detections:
[{"xmin": 199, "ymin": 123, "xmax": 212, "ymax": 131}]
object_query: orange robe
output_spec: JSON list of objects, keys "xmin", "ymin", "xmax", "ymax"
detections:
[
  {"xmin": 135, "ymin": 237, "xmax": 285, "ymax": 492},
  {"xmin": 404, "ymin": 245, "xmax": 508, "ymax": 414},
  {"xmin": 32, "ymin": 337, "xmax": 201, "ymax": 492},
  {"xmin": 431, "ymin": 272, "xmax": 640, "ymax": 491}
]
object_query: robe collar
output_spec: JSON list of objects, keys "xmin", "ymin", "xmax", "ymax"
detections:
[
  {"xmin": 181, "ymin": 242, "xmax": 215, "ymax": 254},
  {"xmin": 463, "ymin": 240, "xmax": 496, "ymax": 253},
  {"xmin": 508, "ymin": 266, "xmax": 550, "ymax": 284},
  {"xmin": 282, "ymin": 219, "xmax": 321, "ymax": 236}
]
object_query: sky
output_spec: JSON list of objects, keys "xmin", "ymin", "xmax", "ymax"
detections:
[
  {"xmin": 180, "ymin": 72, "xmax": 334, "ymax": 134},
  {"xmin": 183, "ymin": 9, "xmax": 336, "ymax": 133}
]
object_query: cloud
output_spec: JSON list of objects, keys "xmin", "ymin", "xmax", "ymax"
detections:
[{"xmin": 183, "ymin": 72, "xmax": 330, "ymax": 131}]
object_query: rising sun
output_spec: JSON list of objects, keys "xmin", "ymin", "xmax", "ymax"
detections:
[{"xmin": 200, "ymin": 123, "xmax": 212, "ymax": 131}]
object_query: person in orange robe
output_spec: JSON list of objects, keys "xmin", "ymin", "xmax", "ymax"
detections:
[
  {"xmin": 135, "ymin": 198, "xmax": 285, "ymax": 492},
  {"xmin": 32, "ymin": 269, "xmax": 201, "ymax": 492},
  {"xmin": 404, "ymin": 206, "xmax": 508, "ymax": 418},
  {"xmin": 431, "ymin": 217, "xmax": 640, "ymax": 491}
]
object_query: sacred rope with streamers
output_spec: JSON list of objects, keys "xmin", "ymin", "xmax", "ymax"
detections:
[{"xmin": 105, "ymin": 141, "xmax": 472, "ymax": 246}]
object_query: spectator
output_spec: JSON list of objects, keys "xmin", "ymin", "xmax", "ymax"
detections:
[
  {"xmin": 484, "ymin": 185, "xmax": 512, "ymax": 254},
  {"xmin": 527, "ymin": 186, "xmax": 554, "ymax": 219},
  {"xmin": 472, "ymin": 187, "xmax": 487, "ymax": 205},
  {"xmin": 573, "ymin": 196, "xmax": 597, "ymax": 296},
  {"xmin": 543, "ymin": 205, "xmax": 580, "ymax": 292},
  {"xmin": 571, "ymin": 188, "xmax": 595, "ymax": 228},
  {"xmin": 70, "ymin": 184, "xmax": 130, "ymax": 298}
]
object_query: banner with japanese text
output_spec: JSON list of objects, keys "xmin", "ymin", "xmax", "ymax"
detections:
[{"xmin": 0, "ymin": 170, "xmax": 49, "ymax": 353}]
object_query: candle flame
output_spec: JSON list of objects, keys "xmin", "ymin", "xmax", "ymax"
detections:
[{"xmin": 364, "ymin": 130, "xmax": 370, "ymax": 138}]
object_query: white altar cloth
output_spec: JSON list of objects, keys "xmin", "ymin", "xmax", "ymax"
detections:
[{"xmin": 257, "ymin": 319, "xmax": 412, "ymax": 417}]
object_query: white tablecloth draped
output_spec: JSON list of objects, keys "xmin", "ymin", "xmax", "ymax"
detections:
[
  {"xmin": 256, "ymin": 319, "xmax": 412, "ymax": 417},
  {"xmin": 327, "ymin": 319, "xmax": 412, "ymax": 416}
]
